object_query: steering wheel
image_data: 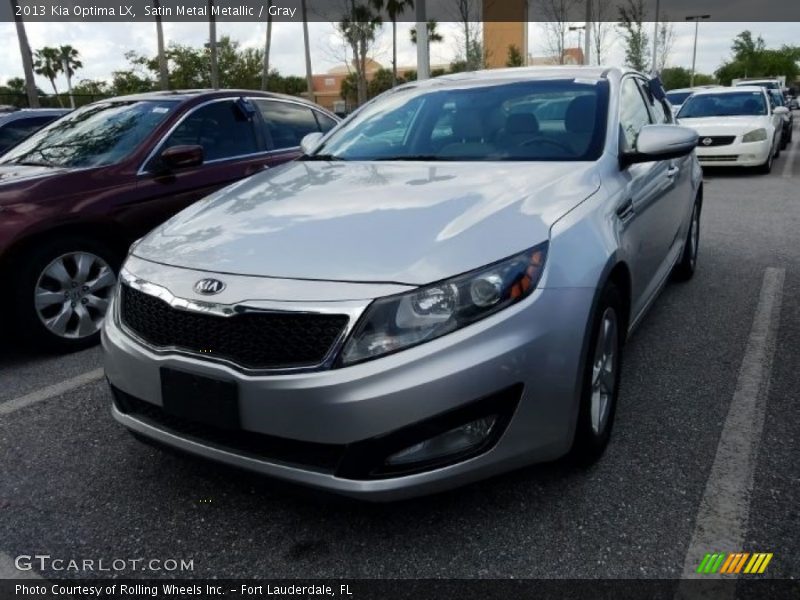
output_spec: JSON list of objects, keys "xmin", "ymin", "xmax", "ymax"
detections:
[{"xmin": 519, "ymin": 137, "xmax": 574, "ymax": 154}]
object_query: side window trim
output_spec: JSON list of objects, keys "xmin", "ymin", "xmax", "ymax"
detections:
[{"xmin": 138, "ymin": 97, "xmax": 272, "ymax": 175}]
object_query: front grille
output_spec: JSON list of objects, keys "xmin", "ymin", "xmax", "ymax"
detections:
[
  {"xmin": 698, "ymin": 155, "xmax": 739, "ymax": 162},
  {"xmin": 119, "ymin": 284, "xmax": 349, "ymax": 370},
  {"xmin": 697, "ymin": 136, "xmax": 736, "ymax": 147},
  {"xmin": 112, "ymin": 386, "xmax": 345, "ymax": 472}
]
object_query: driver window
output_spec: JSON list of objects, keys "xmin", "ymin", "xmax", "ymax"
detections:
[{"xmin": 619, "ymin": 78, "xmax": 653, "ymax": 152}]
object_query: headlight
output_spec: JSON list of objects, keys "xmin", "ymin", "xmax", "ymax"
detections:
[
  {"xmin": 340, "ymin": 243, "xmax": 548, "ymax": 365},
  {"xmin": 742, "ymin": 128, "xmax": 767, "ymax": 143}
]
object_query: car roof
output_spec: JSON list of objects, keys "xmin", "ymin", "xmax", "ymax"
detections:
[
  {"xmin": 691, "ymin": 86, "xmax": 764, "ymax": 95},
  {"xmin": 106, "ymin": 89, "xmax": 328, "ymax": 111},
  {"xmin": 0, "ymin": 108, "xmax": 70, "ymax": 123},
  {"xmin": 398, "ymin": 66, "xmax": 627, "ymax": 91}
]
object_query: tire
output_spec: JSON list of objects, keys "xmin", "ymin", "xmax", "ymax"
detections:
[
  {"xmin": 10, "ymin": 236, "xmax": 122, "ymax": 352},
  {"xmin": 673, "ymin": 197, "xmax": 701, "ymax": 281},
  {"xmin": 756, "ymin": 145, "xmax": 774, "ymax": 174},
  {"xmin": 570, "ymin": 283, "xmax": 624, "ymax": 466}
]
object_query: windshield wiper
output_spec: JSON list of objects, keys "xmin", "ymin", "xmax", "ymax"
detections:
[
  {"xmin": 373, "ymin": 155, "xmax": 450, "ymax": 161},
  {"xmin": 302, "ymin": 154, "xmax": 345, "ymax": 161},
  {"xmin": 8, "ymin": 159, "xmax": 56, "ymax": 168}
]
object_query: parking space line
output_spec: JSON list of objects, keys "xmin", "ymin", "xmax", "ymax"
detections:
[
  {"xmin": 0, "ymin": 552, "xmax": 44, "ymax": 579},
  {"xmin": 0, "ymin": 368, "xmax": 104, "ymax": 417},
  {"xmin": 678, "ymin": 268, "xmax": 785, "ymax": 587}
]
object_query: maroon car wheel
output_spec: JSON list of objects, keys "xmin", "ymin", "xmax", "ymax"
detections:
[{"xmin": 12, "ymin": 237, "xmax": 121, "ymax": 351}]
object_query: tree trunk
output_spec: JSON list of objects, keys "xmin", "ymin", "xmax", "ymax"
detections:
[
  {"xmin": 391, "ymin": 19, "xmax": 398, "ymax": 86},
  {"xmin": 301, "ymin": 0, "xmax": 314, "ymax": 103},
  {"xmin": 11, "ymin": 0, "xmax": 39, "ymax": 108},
  {"xmin": 50, "ymin": 79, "xmax": 63, "ymax": 107},
  {"xmin": 154, "ymin": 0, "xmax": 169, "ymax": 90},
  {"xmin": 208, "ymin": 0, "xmax": 219, "ymax": 89},
  {"xmin": 261, "ymin": 1, "xmax": 273, "ymax": 91}
]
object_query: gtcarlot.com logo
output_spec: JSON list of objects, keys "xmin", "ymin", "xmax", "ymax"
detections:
[{"xmin": 15, "ymin": 554, "xmax": 194, "ymax": 573}]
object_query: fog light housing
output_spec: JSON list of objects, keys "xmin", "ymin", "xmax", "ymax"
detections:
[{"xmin": 385, "ymin": 416, "xmax": 497, "ymax": 466}]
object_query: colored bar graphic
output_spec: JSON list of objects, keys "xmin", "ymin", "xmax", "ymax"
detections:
[
  {"xmin": 758, "ymin": 554, "xmax": 773, "ymax": 573},
  {"xmin": 697, "ymin": 552, "xmax": 773, "ymax": 575},
  {"xmin": 720, "ymin": 553, "xmax": 736, "ymax": 574}
]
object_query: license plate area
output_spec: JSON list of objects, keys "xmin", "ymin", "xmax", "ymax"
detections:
[{"xmin": 160, "ymin": 368, "xmax": 240, "ymax": 430}]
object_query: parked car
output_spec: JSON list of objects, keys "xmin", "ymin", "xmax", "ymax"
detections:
[
  {"xmin": 677, "ymin": 86, "xmax": 788, "ymax": 173},
  {"xmin": 0, "ymin": 109, "xmax": 70, "ymax": 154},
  {"xmin": 665, "ymin": 88, "xmax": 697, "ymax": 115},
  {"xmin": 788, "ymin": 97, "xmax": 799, "ymax": 111},
  {"xmin": 103, "ymin": 67, "xmax": 702, "ymax": 500},
  {"xmin": 0, "ymin": 90, "xmax": 339, "ymax": 350},
  {"xmin": 768, "ymin": 89, "xmax": 794, "ymax": 148}
]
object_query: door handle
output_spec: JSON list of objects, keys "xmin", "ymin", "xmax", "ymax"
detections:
[
  {"xmin": 616, "ymin": 198, "xmax": 635, "ymax": 222},
  {"xmin": 666, "ymin": 165, "xmax": 680, "ymax": 178}
]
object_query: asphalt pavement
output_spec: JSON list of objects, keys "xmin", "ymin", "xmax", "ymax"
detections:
[{"xmin": 1, "ymin": 121, "xmax": 798, "ymax": 581}]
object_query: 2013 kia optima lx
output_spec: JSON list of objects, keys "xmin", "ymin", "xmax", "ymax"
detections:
[{"xmin": 103, "ymin": 67, "xmax": 703, "ymax": 500}]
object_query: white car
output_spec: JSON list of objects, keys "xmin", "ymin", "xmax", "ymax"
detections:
[
  {"xmin": 677, "ymin": 86, "xmax": 789, "ymax": 173},
  {"xmin": 665, "ymin": 88, "xmax": 696, "ymax": 115}
]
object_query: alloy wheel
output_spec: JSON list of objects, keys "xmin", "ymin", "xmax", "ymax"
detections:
[
  {"xmin": 689, "ymin": 205, "xmax": 700, "ymax": 269},
  {"xmin": 34, "ymin": 252, "xmax": 117, "ymax": 339},
  {"xmin": 590, "ymin": 308, "xmax": 618, "ymax": 435}
]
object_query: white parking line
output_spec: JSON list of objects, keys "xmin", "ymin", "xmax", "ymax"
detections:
[
  {"xmin": 678, "ymin": 268, "xmax": 785, "ymax": 590},
  {"xmin": 0, "ymin": 552, "xmax": 44, "ymax": 579},
  {"xmin": 0, "ymin": 368, "xmax": 104, "ymax": 417}
]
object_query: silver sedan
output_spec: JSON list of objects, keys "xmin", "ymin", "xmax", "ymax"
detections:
[{"xmin": 103, "ymin": 67, "xmax": 702, "ymax": 500}]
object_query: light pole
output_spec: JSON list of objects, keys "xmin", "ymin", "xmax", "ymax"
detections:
[
  {"xmin": 569, "ymin": 25, "xmax": 587, "ymax": 64},
  {"xmin": 651, "ymin": 0, "xmax": 660, "ymax": 75},
  {"xmin": 686, "ymin": 14, "xmax": 710, "ymax": 87}
]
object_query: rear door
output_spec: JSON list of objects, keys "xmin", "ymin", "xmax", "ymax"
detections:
[{"xmin": 131, "ymin": 97, "xmax": 269, "ymax": 236}]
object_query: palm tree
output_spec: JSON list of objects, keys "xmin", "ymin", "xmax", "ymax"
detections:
[
  {"xmin": 59, "ymin": 45, "xmax": 82, "ymax": 109},
  {"xmin": 410, "ymin": 20, "xmax": 443, "ymax": 45},
  {"xmin": 33, "ymin": 47, "xmax": 63, "ymax": 106},
  {"xmin": 10, "ymin": 0, "xmax": 39, "ymax": 107},
  {"xmin": 153, "ymin": 0, "xmax": 169, "ymax": 90},
  {"xmin": 382, "ymin": 0, "xmax": 414, "ymax": 86},
  {"xmin": 261, "ymin": 0, "xmax": 273, "ymax": 90},
  {"xmin": 207, "ymin": 0, "xmax": 219, "ymax": 88},
  {"xmin": 301, "ymin": 0, "xmax": 314, "ymax": 103}
]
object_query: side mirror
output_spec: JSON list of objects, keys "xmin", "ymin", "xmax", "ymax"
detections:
[
  {"xmin": 159, "ymin": 145, "xmax": 204, "ymax": 170},
  {"xmin": 300, "ymin": 132, "xmax": 324, "ymax": 155},
  {"xmin": 773, "ymin": 106, "xmax": 789, "ymax": 115},
  {"xmin": 621, "ymin": 125, "xmax": 698, "ymax": 167}
]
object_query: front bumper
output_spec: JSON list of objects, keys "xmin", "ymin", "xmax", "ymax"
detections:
[
  {"xmin": 103, "ymin": 261, "xmax": 594, "ymax": 500},
  {"xmin": 695, "ymin": 138, "xmax": 771, "ymax": 167}
]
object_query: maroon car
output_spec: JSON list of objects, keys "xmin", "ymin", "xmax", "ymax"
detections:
[{"xmin": 0, "ymin": 90, "xmax": 338, "ymax": 350}]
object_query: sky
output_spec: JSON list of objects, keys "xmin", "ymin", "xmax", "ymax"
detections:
[{"xmin": 0, "ymin": 21, "xmax": 796, "ymax": 91}]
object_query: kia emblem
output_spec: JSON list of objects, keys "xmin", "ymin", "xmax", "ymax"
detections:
[{"xmin": 194, "ymin": 278, "xmax": 226, "ymax": 295}]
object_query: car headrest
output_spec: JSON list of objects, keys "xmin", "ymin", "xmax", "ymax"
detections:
[
  {"xmin": 452, "ymin": 110, "xmax": 484, "ymax": 141},
  {"xmin": 565, "ymin": 95, "xmax": 596, "ymax": 133},
  {"xmin": 505, "ymin": 112, "xmax": 540, "ymax": 135}
]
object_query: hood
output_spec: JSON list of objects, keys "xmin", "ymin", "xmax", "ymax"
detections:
[
  {"xmin": 678, "ymin": 115, "xmax": 771, "ymax": 136},
  {"xmin": 0, "ymin": 163, "xmax": 67, "ymax": 185},
  {"xmin": 134, "ymin": 161, "xmax": 600, "ymax": 285}
]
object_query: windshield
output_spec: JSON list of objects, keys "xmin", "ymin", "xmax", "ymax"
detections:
[
  {"xmin": 311, "ymin": 79, "xmax": 609, "ymax": 162},
  {"xmin": 0, "ymin": 100, "xmax": 177, "ymax": 168},
  {"xmin": 678, "ymin": 92, "xmax": 767, "ymax": 118},
  {"xmin": 666, "ymin": 91, "xmax": 693, "ymax": 105}
]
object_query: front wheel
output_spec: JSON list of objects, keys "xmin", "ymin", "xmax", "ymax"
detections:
[
  {"xmin": 570, "ymin": 284, "xmax": 624, "ymax": 465},
  {"xmin": 756, "ymin": 146, "xmax": 774, "ymax": 174},
  {"xmin": 673, "ymin": 198, "xmax": 701, "ymax": 281},
  {"xmin": 11, "ymin": 237, "xmax": 121, "ymax": 352}
]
